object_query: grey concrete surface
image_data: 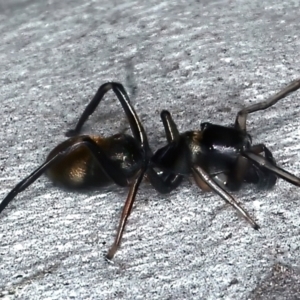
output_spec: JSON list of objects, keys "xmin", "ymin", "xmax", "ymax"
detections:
[{"xmin": 0, "ymin": 0, "xmax": 300, "ymax": 299}]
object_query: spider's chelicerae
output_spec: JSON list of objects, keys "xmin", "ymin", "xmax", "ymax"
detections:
[{"xmin": 1, "ymin": 79, "xmax": 300, "ymax": 260}]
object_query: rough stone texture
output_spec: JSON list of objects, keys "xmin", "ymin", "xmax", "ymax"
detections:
[{"xmin": 0, "ymin": 0, "xmax": 300, "ymax": 299}]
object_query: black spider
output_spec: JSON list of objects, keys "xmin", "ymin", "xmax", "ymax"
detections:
[{"xmin": 1, "ymin": 79, "xmax": 300, "ymax": 260}]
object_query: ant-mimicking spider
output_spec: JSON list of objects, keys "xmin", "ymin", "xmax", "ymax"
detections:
[{"xmin": 1, "ymin": 79, "xmax": 300, "ymax": 259}]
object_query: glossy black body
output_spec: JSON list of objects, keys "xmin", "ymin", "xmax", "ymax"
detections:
[{"xmin": 152, "ymin": 122, "xmax": 276, "ymax": 191}]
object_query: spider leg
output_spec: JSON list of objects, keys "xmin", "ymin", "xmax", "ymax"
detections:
[
  {"xmin": 249, "ymin": 144, "xmax": 275, "ymax": 163},
  {"xmin": 106, "ymin": 111, "xmax": 184, "ymax": 258},
  {"xmin": 147, "ymin": 110, "xmax": 184, "ymax": 194},
  {"xmin": 66, "ymin": 82, "xmax": 113, "ymax": 137},
  {"xmin": 0, "ymin": 137, "xmax": 132, "ymax": 214},
  {"xmin": 160, "ymin": 110, "xmax": 180, "ymax": 142},
  {"xmin": 66, "ymin": 82, "xmax": 148, "ymax": 150},
  {"xmin": 191, "ymin": 165, "xmax": 260, "ymax": 229},
  {"xmin": 106, "ymin": 167, "xmax": 146, "ymax": 260},
  {"xmin": 0, "ymin": 157, "xmax": 61, "ymax": 214},
  {"xmin": 235, "ymin": 78, "xmax": 300, "ymax": 131},
  {"xmin": 225, "ymin": 144, "xmax": 277, "ymax": 190},
  {"xmin": 223, "ymin": 155, "xmax": 250, "ymax": 191},
  {"xmin": 243, "ymin": 144, "xmax": 277, "ymax": 189},
  {"xmin": 243, "ymin": 152, "xmax": 300, "ymax": 187}
]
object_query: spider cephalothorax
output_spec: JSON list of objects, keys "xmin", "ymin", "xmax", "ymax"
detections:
[{"xmin": 152, "ymin": 79, "xmax": 300, "ymax": 230}]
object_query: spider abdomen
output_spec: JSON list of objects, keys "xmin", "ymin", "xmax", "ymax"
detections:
[{"xmin": 46, "ymin": 134, "xmax": 143, "ymax": 189}]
